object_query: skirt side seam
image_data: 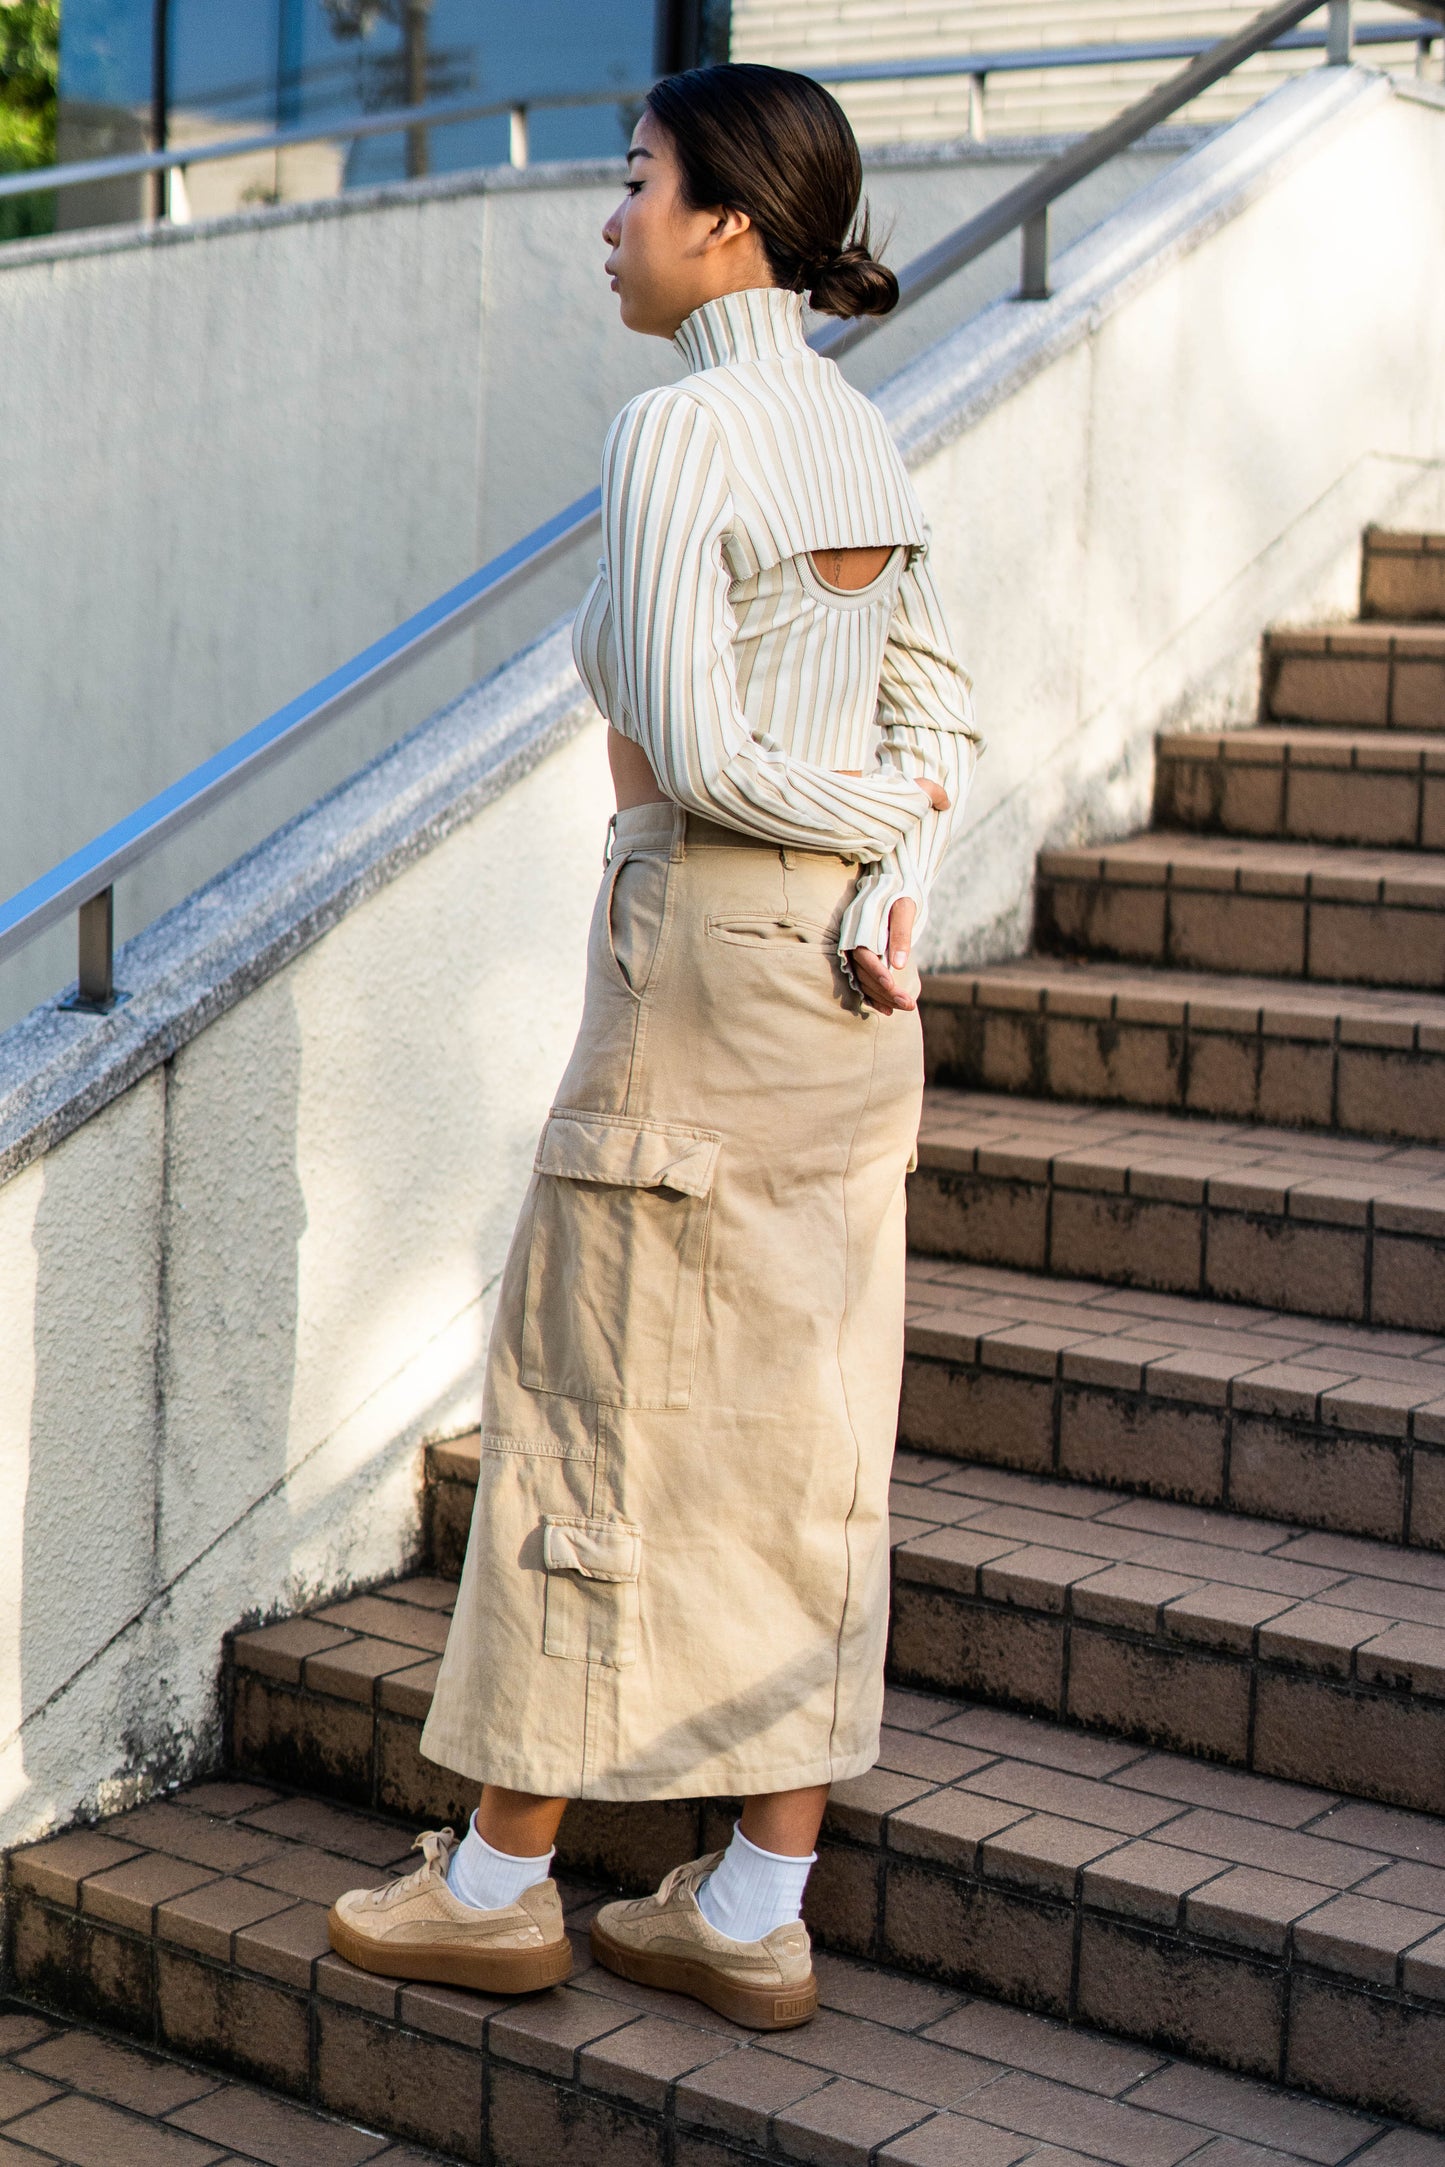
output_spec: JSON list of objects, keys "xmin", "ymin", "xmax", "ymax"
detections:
[{"xmin": 824, "ymin": 1010, "xmax": 884, "ymax": 1780}]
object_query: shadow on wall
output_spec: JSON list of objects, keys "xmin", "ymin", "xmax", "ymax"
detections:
[{"xmin": 11, "ymin": 985, "xmax": 306, "ymax": 1829}]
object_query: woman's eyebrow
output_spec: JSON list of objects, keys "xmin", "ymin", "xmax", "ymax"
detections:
[{"xmin": 626, "ymin": 147, "xmax": 654, "ymax": 165}]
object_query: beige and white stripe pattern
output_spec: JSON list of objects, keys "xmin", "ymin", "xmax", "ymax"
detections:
[{"xmin": 572, "ymin": 285, "xmax": 980, "ymax": 966}]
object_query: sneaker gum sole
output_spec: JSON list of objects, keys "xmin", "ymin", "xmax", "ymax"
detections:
[
  {"xmin": 589, "ymin": 1919, "xmax": 818, "ymax": 2031},
  {"xmin": 326, "ymin": 1905, "xmax": 574, "ymax": 1994}
]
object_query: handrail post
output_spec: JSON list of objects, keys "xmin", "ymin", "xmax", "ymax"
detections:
[
  {"xmin": 61, "ymin": 888, "xmax": 119, "ymax": 1013},
  {"xmin": 967, "ymin": 72, "xmax": 986, "ymax": 141},
  {"xmin": 509, "ymin": 104, "xmax": 529, "ymax": 168},
  {"xmin": 1327, "ymin": 0, "xmax": 1353, "ymax": 63},
  {"xmin": 1018, "ymin": 208, "xmax": 1050, "ymax": 300}
]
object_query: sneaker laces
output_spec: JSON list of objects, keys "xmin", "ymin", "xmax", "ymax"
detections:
[
  {"xmin": 360, "ymin": 1826, "xmax": 456, "ymax": 1910},
  {"xmin": 650, "ymin": 1850, "xmax": 725, "ymax": 1909}
]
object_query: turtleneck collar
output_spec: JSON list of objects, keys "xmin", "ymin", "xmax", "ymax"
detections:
[{"xmin": 672, "ymin": 285, "xmax": 808, "ymax": 372}]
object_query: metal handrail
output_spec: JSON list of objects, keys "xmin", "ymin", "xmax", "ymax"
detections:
[
  {"xmin": 1, "ymin": 6, "xmax": 1436, "ymax": 207},
  {"xmin": 0, "ymin": 0, "xmax": 1403, "ymax": 1009},
  {"xmin": 0, "ymin": 83, "xmax": 641, "ymax": 205},
  {"xmin": 814, "ymin": 14, "xmax": 1435, "ymax": 87}
]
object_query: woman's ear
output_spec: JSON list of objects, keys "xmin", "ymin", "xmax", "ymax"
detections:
[{"xmin": 706, "ymin": 205, "xmax": 754, "ymax": 249}]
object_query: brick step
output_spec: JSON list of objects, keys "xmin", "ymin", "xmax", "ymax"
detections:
[
  {"xmin": 919, "ymin": 961, "xmax": 1445, "ymax": 1143},
  {"xmin": 12, "ymin": 1789, "xmax": 1441, "ymax": 2167},
  {"xmin": 1034, "ymin": 832, "xmax": 1445, "ymax": 990},
  {"xmin": 886, "ymin": 1449, "xmax": 1445, "ymax": 1814},
  {"xmin": 1361, "ymin": 530, "xmax": 1445, "ymax": 624},
  {"xmin": 1263, "ymin": 624, "xmax": 1444, "ymax": 730},
  {"xmin": 899, "ymin": 1255, "xmax": 1445, "ymax": 1550},
  {"xmin": 0, "ymin": 2000, "xmax": 451, "ymax": 2165},
  {"xmin": 907, "ymin": 1086, "xmax": 1445, "ymax": 1332},
  {"xmin": 211, "ymin": 1589, "xmax": 1445, "ymax": 2127},
  {"xmin": 1153, "ymin": 728, "xmax": 1445, "ymax": 849}
]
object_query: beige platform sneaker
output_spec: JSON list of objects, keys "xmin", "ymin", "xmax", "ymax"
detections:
[
  {"xmin": 590, "ymin": 1851, "xmax": 818, "ymax": 2030},
  {"xmin": 328, "ymin": 1827, "xmax": 573, "ymax": 1994}
]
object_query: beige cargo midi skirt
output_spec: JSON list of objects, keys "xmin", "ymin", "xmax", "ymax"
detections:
[{"xmin": 421, "ymin": 797, "xmax": 924, "ymax": 1801}]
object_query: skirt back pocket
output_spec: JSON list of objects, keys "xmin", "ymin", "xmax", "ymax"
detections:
[{"xmin": 520, "ymin": 1109, "xmax": 721, "ymax": 1409}]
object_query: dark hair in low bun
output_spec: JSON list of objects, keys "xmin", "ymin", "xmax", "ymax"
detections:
[
  {"xmin": 645, "ymin": 63, "xmax": 899, "ymax": 320},
  {"xmin": 805, "ymin": 237, "xmax": 898, "ymax": 319}
]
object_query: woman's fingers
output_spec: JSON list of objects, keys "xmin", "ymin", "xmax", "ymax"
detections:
[
  {"xmin": 850, "ymin": 947, "xmax": 916, "ymax": 1013},
  {"xmin": 887, "ymin": 896, "xmax": 916, "ymax": 976},
  {"xmin": 919, "ymin": 778, "xmax": 950, "ymax": 813}
]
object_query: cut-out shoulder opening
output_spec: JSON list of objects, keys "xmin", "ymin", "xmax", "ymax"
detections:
[{"xmin": 806, "ymin": 544, "xmax": 900, "ymax": 595}]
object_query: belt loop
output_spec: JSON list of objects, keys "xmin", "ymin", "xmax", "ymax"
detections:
[
  {"xmin": 602, "ymin": 810, "xmax": 618, "ymax": 868},
  {"xmin": 779, "ymin": 847, "xmax": 797, "ymax": 869},
  {"xmin": 671, "ymin": 803, "xmax": 687, "ymax": 862}
]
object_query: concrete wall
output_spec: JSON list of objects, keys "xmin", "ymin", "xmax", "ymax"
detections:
[
  {"xmin": 0, "ymin": 130, "xmax": 1188, "ymax": 1035},
  {"xmin": 0, "ymin": 66, "xmax": 1441, "ymax": 1848}
]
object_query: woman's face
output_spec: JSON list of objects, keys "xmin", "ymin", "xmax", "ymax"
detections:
[{"xmin": 602, "ymin": 108, "xmax": 773, "ymax": 339}]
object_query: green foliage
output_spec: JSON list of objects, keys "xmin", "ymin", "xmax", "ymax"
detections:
[{"xmin": 1, "ymin": 0, "xmax": 59, "ymax": 238}]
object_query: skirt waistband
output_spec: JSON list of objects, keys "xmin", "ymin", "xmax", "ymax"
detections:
[{"xmin": 607, "ymin": 800, "xmax": 861, "ymax": 867}]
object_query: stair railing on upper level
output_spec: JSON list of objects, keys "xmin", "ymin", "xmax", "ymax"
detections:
[
  {"xmin": 2, "ymin": 6, "xmax": 1436, "ymax": 217},
  {"xmin": 0, "ymin": 0, "xmax": 1411, "ymax": 1013}
]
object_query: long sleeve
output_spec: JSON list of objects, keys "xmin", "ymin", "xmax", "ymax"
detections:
[
  {"xmin": 602, "ymin": 387, "xmax": 935, "ymax": 858},
  {"xmin": 836, "ymin": 539, "xmax": 982, "ymax": 961}
]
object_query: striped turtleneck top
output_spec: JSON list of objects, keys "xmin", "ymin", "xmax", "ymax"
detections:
[{"xmin": 572, "ymin": 284, "xmax": 981, "ymax": 968}]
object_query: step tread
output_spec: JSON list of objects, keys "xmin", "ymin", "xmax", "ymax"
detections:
[
  {"xmin": 11, "ymin": 1774, "xmax": 1445, "ymax": 2157},
  {"xmin": 1158, "ymin": 727, "xmax": 1445, "ymax": 769},
  {"xmin": 904, "ymin": 1253, "xmax": 1445, "ymax": 1440},
  {"xmin": 1037, "ymin": 832, "xmax": 1445, "ymax": 899},
  {"xmin": 1266, "ymin": 623, "xmax": 1445, "ymax": 656},
  {"xmin": 916, "ymin": 1085, "xmax": 1445, "ymax": 1227},
  {"xmin": 924, "ymin": 959, "xmax": 1445, "ymax": 1038},
  {"xmin": 0, "ymin": 2000, "xmax": 450, "ymax": 2165},
  {"xmin": 888, "ymin": 1446, "xmax": 1445, "ymax": 1686},
  {"xmin": 1365, "ymin": 531, "xmax": 1445, "ymax": 556}
]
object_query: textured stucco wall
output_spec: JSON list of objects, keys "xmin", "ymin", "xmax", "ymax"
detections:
[
  {"xmin": 0, "ymin": 133, "xmax": 1188, "ymax": 1035},
  {"xmin": 1, "ymin": 70, "xmax": 1441, "ymax": 1849}
]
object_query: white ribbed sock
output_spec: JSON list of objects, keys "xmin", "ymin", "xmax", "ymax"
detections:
[
  {"xmin": 697, "ymin": 1823, "xmax": 816, "ymax": 1944},
  {"xmin": 446, "ymin": 1815, "xmax": 553, "ymax": 1912}
]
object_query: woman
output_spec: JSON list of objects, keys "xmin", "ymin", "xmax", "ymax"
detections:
[{"xmin": 329, "ymin": 60, "xmax": 979, "ymax": 2032}]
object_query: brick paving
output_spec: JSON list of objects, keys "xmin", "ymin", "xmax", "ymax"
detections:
[
  {"xmin": 885, "ymin": 1449, "xmax": 1445, "ymax": 1811},
  {"xmin": 1154, "ymin": 728, "xmax": 1445, "ymax": 852},
  {"xmin": 909, "ymin": 1087, "xmax": 1445, "ymax": 1332},
  {"xmin": 1035, "ymin": 832, "xmax": 1445, "ymax": 989},
  {"xmin": 200, "ymin": 1565, "xmax": 1445, "ymax": 2122},
  {"xmin": 920, "ymin": 960, "xmax": 1445, "ymax": 1141},
  {"xmin": 1263, "ymin": 621, "xmax": 1445, "ymax": 731},
  {"xmin": 0, "ymin": 2002, "xmax": 454, "ymax": 2164},
  {"xmin": 901, "ymin": 1254, "xmax": 1445, "ymax": 1546},
  {"xmin": 9, "ymin": 1785, "xmax": 1445, "ymax": 2160},
  {"xmin": 1361, "ymin": 531, "xmax": 1445, "ymax": 623}
]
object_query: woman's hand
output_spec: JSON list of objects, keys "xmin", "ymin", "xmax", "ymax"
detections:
[
  {"xmin": 849, "ymin": 897, "xmax": 920, "ymax": 1015},
  {"xmin": 917, "ymin": 777, "xmax": 950, "ymax": 812}
]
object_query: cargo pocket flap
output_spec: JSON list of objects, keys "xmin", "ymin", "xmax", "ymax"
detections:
[
  {"xmin": 542, "ymin": 1515, "xmax": 642, "ymax": 1583},
  {"xmin": 535, "ymin": 1112, "xmax": 719, "ymax": 1198}
]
